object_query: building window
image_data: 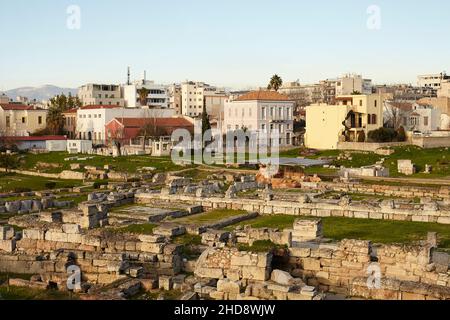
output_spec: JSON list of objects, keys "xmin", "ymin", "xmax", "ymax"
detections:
[
  {"xmin": 359, "ymin": 100, "xmax": 363, "ymax": 107},
  {"xmin": 38, "ymin": 116, "xmax": 42, "ymax": 125},
  {"xmin": 374, "ymin": 100, "xmax": 378, "ymax": 107},
  {"xmin": 6, "ymin": 116, "xmax": 10, "ymax": 127},
  {"xmin": 372, "ymin": 114, "xmax": 377, "ymax": 125},
  {"xmin": 22, "ymin": 117, "xmax": 26, "ymax": 123},
  {"xmin": 424, "ymin": 116, "xmax": 429, "ymax": 126}
]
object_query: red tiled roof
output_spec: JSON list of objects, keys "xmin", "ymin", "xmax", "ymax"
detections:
[
  {"xmin": 4, "ymin": 136, "xmax": 67, "ymax": 141},
  {"xmin": 0, "ymin": 104, "xmax": 34, "ymax": 110},
  {"xmin": 80, "ymin": 105, "xmax": 121, "ymax": 110},
  {"xmin": 235, "ymin": 90, "xmax": 291, "ymax": 102},
  {"xmin": 111, "ymin": 117, "xmax": 193, "ymax": 128},
  {"xmin": 63, "ymin": 108, "xmax": 78, "ymax": 114}
]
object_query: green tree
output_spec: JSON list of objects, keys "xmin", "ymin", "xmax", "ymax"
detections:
[
  {"xmin": 138, "ymin": 88, "xmax": 150, "ymax": 106},
  {"xmin": 44, "ymin": 93, "xmax": 81, "ymax": 135},
  {"xmin": 267, "ymin": 74, "xmax": 283, "ymax": 91},
  {"xmin": 396, "ymin": 126, "xmax": 407, "ymax": 142},
  {"xmin": 0, "ymin": 153, "xmax": 18, "ymax": 172},
  {"xmin": 201, "ymin": 105, "xmax": 211, "ymax": 136}
]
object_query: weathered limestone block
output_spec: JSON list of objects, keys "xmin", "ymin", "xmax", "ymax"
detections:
[
  {"xmin": 217, "ymin": 279, "xmax": 241, "ymax": 295},
  {"xmin": 153, "ymin": 224, "xmax": 186, "ymax": 237},
  {"xmin": 62, "ymin": 224, "xmax": 81, "ymax": 234},
  {"xmin": 0, "ymin": 226, "xmax": 15, "ymax": 240},
  {"xmin": 0, "ymin": 239, "xmax": 16, "ymax": 252},
  {"xmin": 5, "ymin": 201, "xmax": 21, "ymax": 213},
  {"xmin": 159, "ymin": 276, "xmax": 173, "ymax": 290},
  {"xmin": 140, "ymin": 242, "xmax": 165, "ymax": 254},
  {"xmin": 39, "ymin": 211, "xmax": 63, "ymax": 223},
  {"xmin": 22, "ymin": 229, "xmax": 46, "ymax": 240},
  {"xmin": 138, "ymin": 234, "xmax": 166, "ymax": 243},
  {"xmin": 271, "ymin": 269, "xmax": 294, "ymax": 286},
  {"xmin": 291, "ymin": 219, "xmax": 323, "ymax": 242}
]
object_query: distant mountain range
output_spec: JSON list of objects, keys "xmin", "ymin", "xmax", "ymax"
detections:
[{"xmin": 1, "ymin": 85, "xmax": 78, "ymax": 102}]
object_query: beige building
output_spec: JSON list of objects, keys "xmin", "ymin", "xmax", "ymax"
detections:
[
  {"xmin": 223, "ymin": 91, "xmax": 295, "ymax": 146},
  {"xmin": 168, "ymin": 84, "xmax": 182, "ymax": 115},
  {"xmin": 335, "ymin": 74, "xmax": 373, "ymax": 96},
  {"xmin": 181, "ymin": 81, "xmax": 226, "ymax": 117},
  {"xmin": 305, "ymin": 94, "xmax": 384, "ymax": 150},
  {"xmin": 438, "ymin": 81, "xmax": 450, "ymax": 98},
  {"xmin": 0, "ymin": 104, "xmax": 47, "ymax": 136},
  {"xmin": 0, "ymin": 94, "xmax": 10, "ymax": 104},
  {"xmin": 78, "ymin": 84, "xmax": 125, "ymax": 107}
]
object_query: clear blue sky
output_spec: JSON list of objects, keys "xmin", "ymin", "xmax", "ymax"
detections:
[{"xmin": 1, "ymin": 0, "xmax": 449, "ymax": 90}]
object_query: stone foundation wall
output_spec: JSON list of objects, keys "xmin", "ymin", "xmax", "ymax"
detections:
[
  {"xmin": 306, "ymin": 181, "xmax": 450, "ymax": 200},
  {"xmin": 287, "ymin": 240, "xmax": 450, "ymax": 298},
  {"xmin": 194, "ymin": 248, "xmax": 272, "ymax": 282},
  {"xmin": 136, "ymin": 193, "xmax": 450, "ymax": 224},
  {"xmin": 235, "ymin": 227, "xmax": 292, "ymax": 247}
]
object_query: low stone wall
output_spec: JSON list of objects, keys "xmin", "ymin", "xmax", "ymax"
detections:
[
  {"xmin": 337, "ymin": 142, "xmax": 408, "ymax": 152},
  {"xmin": 136, "ymin": 193, "xmax": 450, "ymax": 225},
  {"xmin": 235, "ymin": 226, "xmax": 292, "ymax": 247},
  {"xmin": 350, "ymin": 277, "xmax": 450, "ymax": 300},
  {"xmin": 308, "ymin": 181, "xmax": 450, "ymax": 201},
  {"xmin": 412, "ymin": 136, "xmax": 450, "ymax": 149},
  {"xmin": 194, "ymin": 248, "xmax": 272, "ymax": 282},
  {"xmin": 287, "ymin": 239, "xmax": 450, "ymax": 298}
]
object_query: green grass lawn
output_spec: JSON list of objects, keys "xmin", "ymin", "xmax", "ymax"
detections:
[
  {"xmin": 0, "ymin": 173, "xmax": 82, "ymax": 193},
  {"xmin": 17, "ymin": 152, "xmax": 190, "ymax": 174},
  {"xmin": 0, "ymin": 286, "xmax": 77, "ymax": 300},
  {"xmin": 173, "ymin": 209, "xmax": 247, "ymax": 224},
  {"xmin": 112, "ymin": 223, "xmax": 157, "ymax": 235},
  {"xmin": 226, "ymin": 215, "xmax": 450, "ymax": 248},
  {"xmin": 300, "ymin": 146, "xmax": 450, "ymax": 179}
]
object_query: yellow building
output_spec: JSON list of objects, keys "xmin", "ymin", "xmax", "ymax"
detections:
[
  {"xmin": 305, "ymin": 94, "xmax": 384, "ymax": 150},
  {"xmin": 0, "ymin": 104, "xmax": 47, "ymax": 136}
]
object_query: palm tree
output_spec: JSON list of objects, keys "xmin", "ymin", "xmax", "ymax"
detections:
[
  {"xmin": 267, "ymin": 74, "xmax": 283, "ymax": 92},
  {"xmin": 138, "ymin": 88, "xmax": 150, "ymax": 106}
]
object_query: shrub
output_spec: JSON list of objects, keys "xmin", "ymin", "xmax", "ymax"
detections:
[
  {"xmin": 397, "ymin": 126, "xmax": 407, "ymax": 142},
  {"xmin": 357, "ymin": 131, "xmax": 366, "ymax": 142},
  {"xmin": 44, "ymin": 182, "xmax": 57, "ymax": 189},
  {"xmin": 93, "ymin": 181, "xmax": 108, "ymax": 189},
  {"xmin": 368, "ymin": 128, "xmax": 397, "ymax": 142}
]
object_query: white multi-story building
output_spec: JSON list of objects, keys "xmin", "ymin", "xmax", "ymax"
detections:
[
  {"xmin": 335, "ymin": 74, "xmax": 373, "ymax": 96},
  {"xmin": 123, "ymin": 80, "xmax": 169, "ymax": 109},
  {"xmin": 223, "ymin": 91, "xmax": 294, "ymax": 146},
  {"xmin": 418, "ymin": 73, "xmax": 450, "ymax": 90},
  {"xmin": 78, "ymin": 84, "xmax": 125, "ymax": 107},
  {"xmin": 181, "ymin": 81, "xmax": 226, "ymax": 117},
  {"xmin": 75, "ymin": 105, "xmax": 174, "ymax": 144},
  {"xmin": 402, "ymin": 104, "xmax": 442, "ymax": 133}
]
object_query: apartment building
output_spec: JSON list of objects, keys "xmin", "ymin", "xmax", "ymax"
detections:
[
  {"xmin": 418, "ymin": 73, "xmax": 450, "ymax": 90},
  {"xmin": 335, "ymin": 74, "xmax": 373, "ymax": 96},
  {"xmin": 75, "ymin": 105, "xmax": 175, "ymax": 144},
  {"xmin": 438, "ymin": 81, "xmax": 450, "ymax": 98},
  {"xmin": 78, "ymin": 84, "xmax": 125, "ymax": 107},
  {"xmin": 0, "ymin": 104, "xmax": 47, "ymax": 136},
  {"xmin": 123, "ymin": 80, "xmax": 169, "ymax": 109},
  {"xmin": 223, "ymin": 91, "xmax": 295, "ymax": 146},
  {"xmin": 181, "ymin": 81, "xmax": 226, "ymax": 117},
  {"xmin": 305, "ymin": 94, "xmax": 384, "ymax": 150},
  {"xmin": 0, "ymin": 94, "xmax": 10, "ymax": 104},
  {"xmin": 168, "ymin": 84, "xmax": 182, "ymax": 115}
]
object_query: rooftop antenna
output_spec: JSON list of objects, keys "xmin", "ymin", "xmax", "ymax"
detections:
[
  {"xmin": 127, "ymin": 66, "xmax": 131, "ymax": 85},
  {"xmin": 143, "ymin": 70, "xmax": 146, "ymax": 85}
]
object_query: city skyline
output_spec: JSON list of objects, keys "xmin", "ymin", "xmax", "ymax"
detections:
[{"xmin": 1, "ymin": 0, "xmax": 450, "ymax": 90}]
